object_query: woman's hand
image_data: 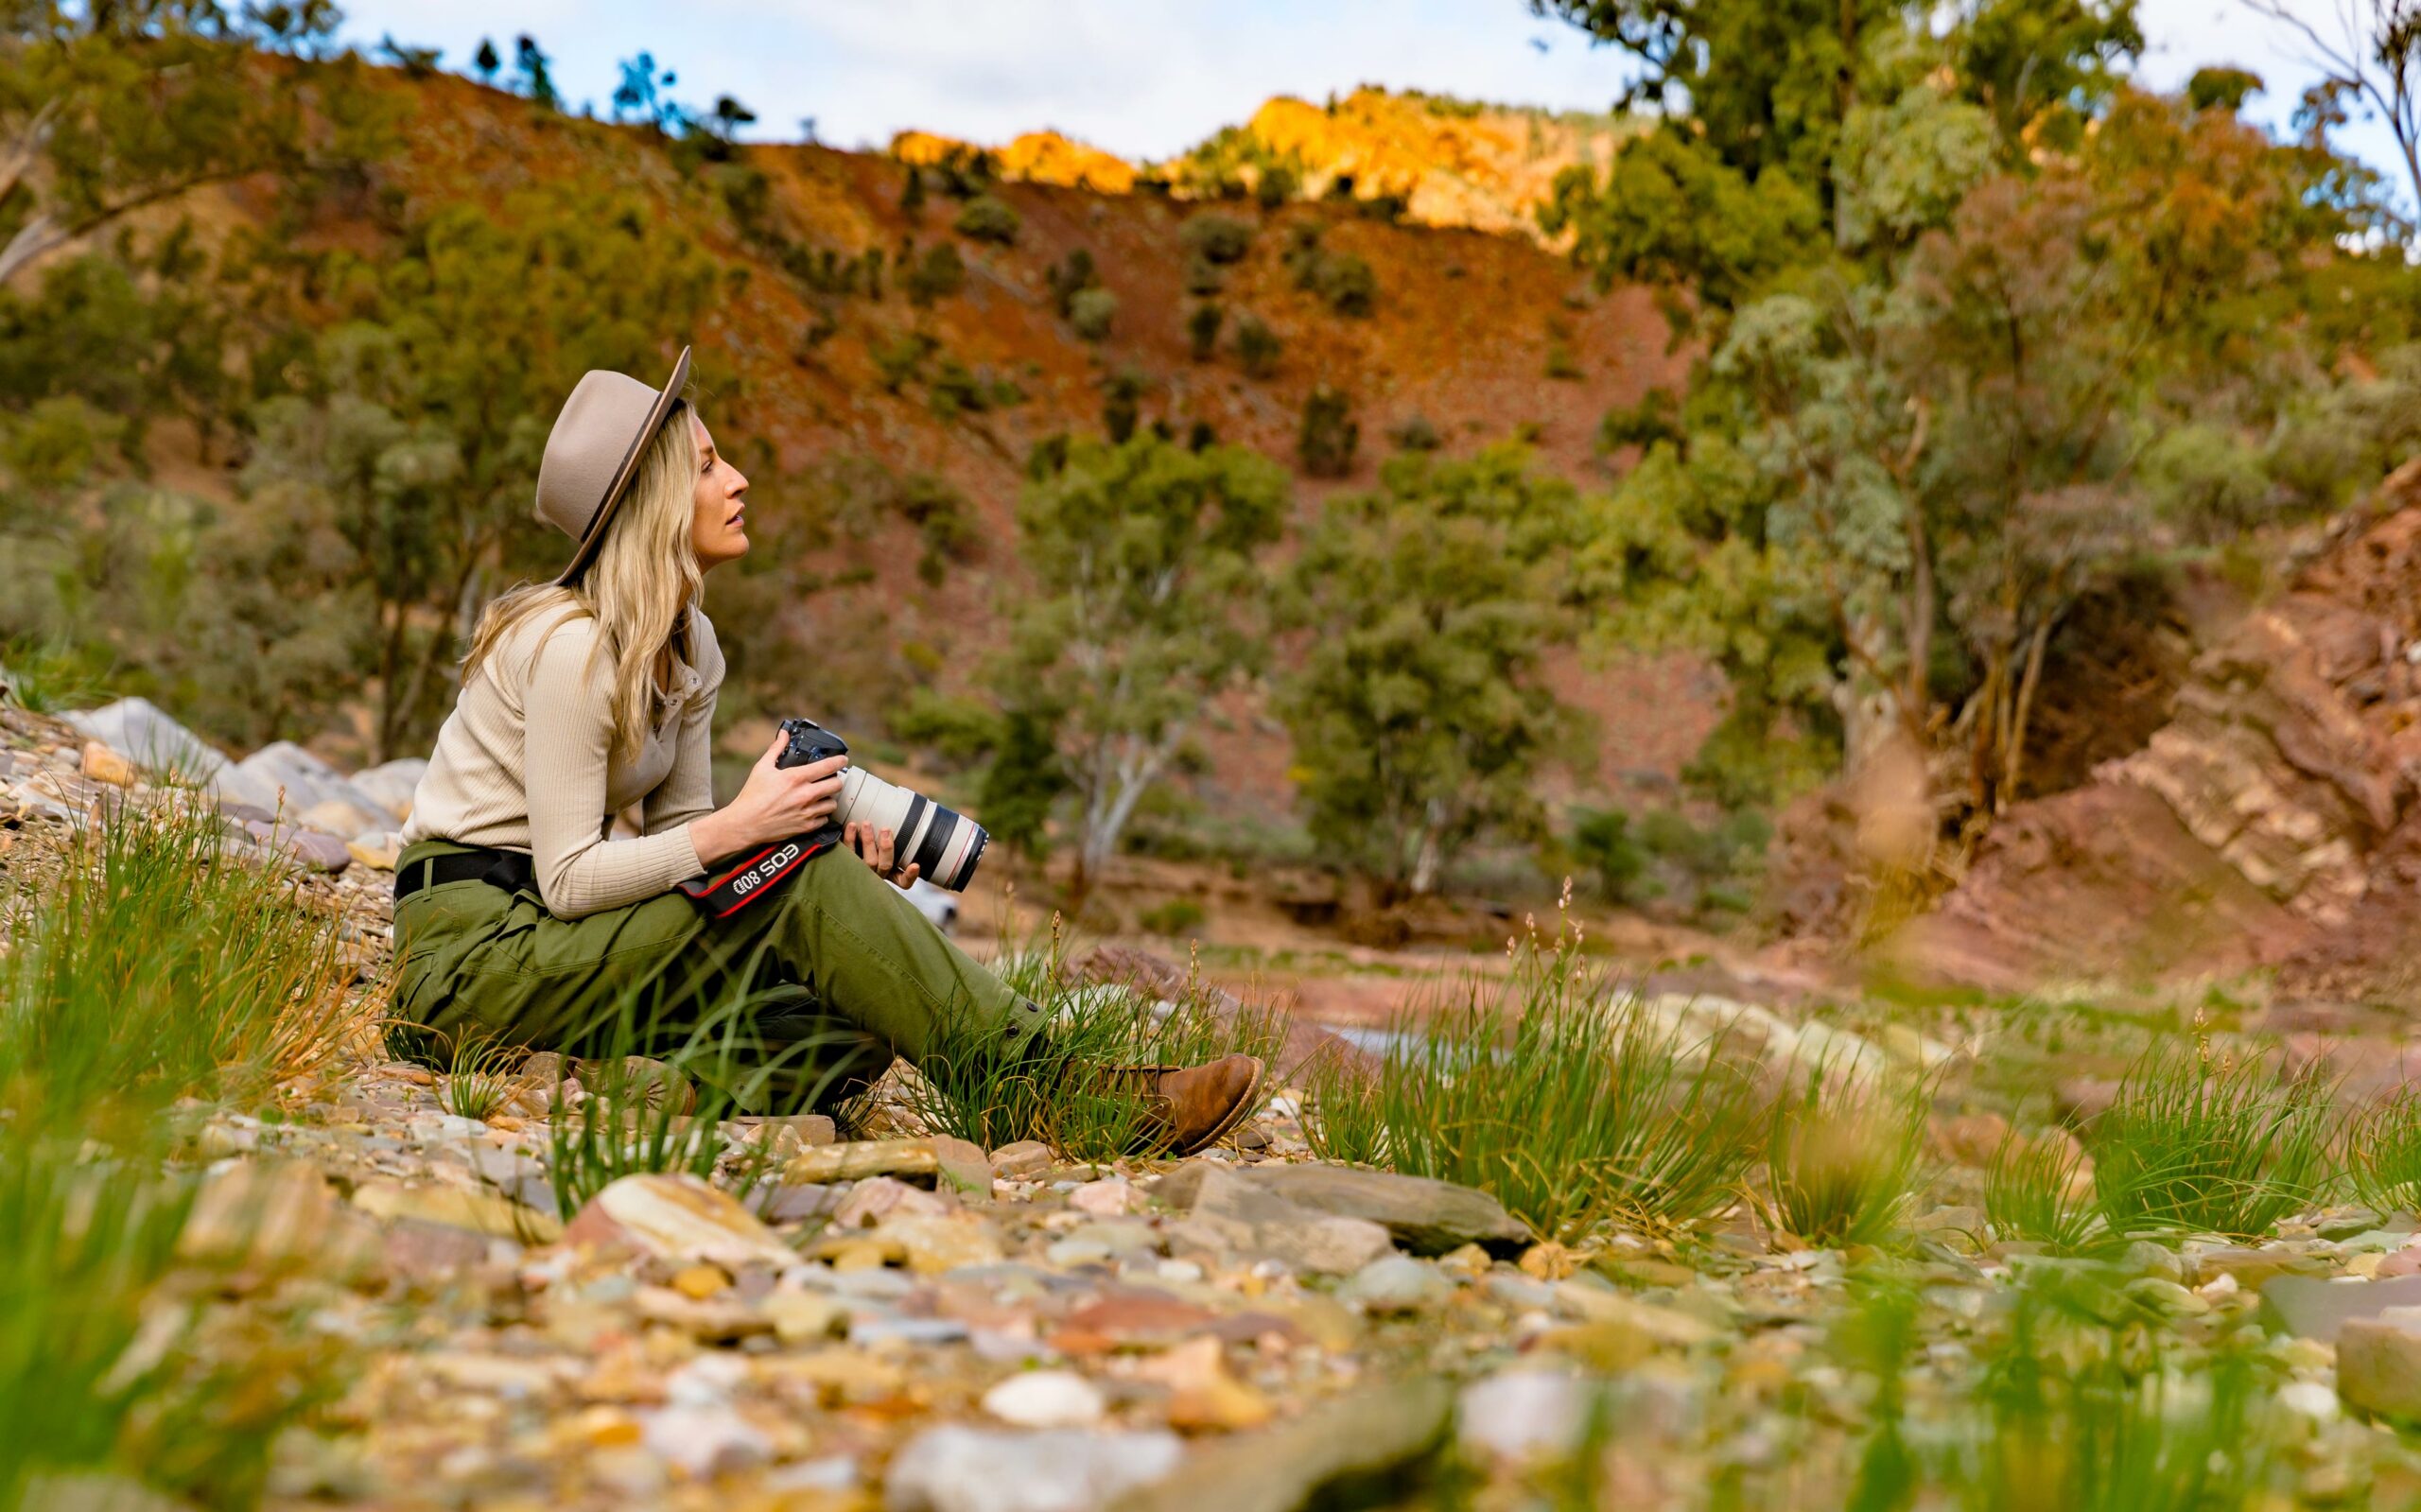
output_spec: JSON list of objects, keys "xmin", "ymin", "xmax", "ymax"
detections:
[
  {"xmin": 845, "ymin": 820, "xmax": 922, "ymax": 891},
  {"xmin": 689, "ymin": 732, "xmax": 847, "ymax": 860}
]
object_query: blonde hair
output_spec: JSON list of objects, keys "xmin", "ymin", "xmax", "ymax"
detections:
[{"xmin": 462, "ymin": 399, "xmax": 703, "ymax": 764}]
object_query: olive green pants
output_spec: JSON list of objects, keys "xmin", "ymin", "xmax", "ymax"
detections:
[{"xmin": 387, "ymin": 839, "xmax": 1042, "ymax": 1111}]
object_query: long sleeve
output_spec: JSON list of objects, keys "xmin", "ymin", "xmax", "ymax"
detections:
[
  {"xmin": 643, "ymin": 614, "xmax": 725, "ymax": 840},
  {"xmin": 523, "ymin": 620, "xmax": 705, "ymax": 918}
]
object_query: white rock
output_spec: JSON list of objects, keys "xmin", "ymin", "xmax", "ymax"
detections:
[
  {"xmin": 981, "ymin": 1370, "xmax": 1106, "ymax": 1429},
  {"xmin": 884, "ymin": 1427, "xmax": 1181, "ymax": 1512},
  {"xmin": 2279, "ymin": 1380, "xmax": 2340, "ymax": 1420},
  {"xmin": 1459, "ymin": 1369, "xmax": 1594, "ymax": 1462},
  {"xmin": 62, "ymin": 697, "xmax": 231, "ymax": 787},
  {"xmin": 1339, "ymin": 1255, "xmax": 1454, "ymax": 1313},
  {"xmin": 233, "ymin": 740, "xmax": 390, "ymax": 824},
  {"xmin": 638, "ymin": 1404, "xmax": 770, "ymax": 1478}
]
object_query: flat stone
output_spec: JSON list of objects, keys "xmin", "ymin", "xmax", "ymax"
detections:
[
  {"xmin": 346, "ymin": 833, "xmax": 401, "ymax": 871},
  {"xmin": 265, "ymin": 827, "xmax": 350, "ymax": 873},
  {"xmin": 1051, "ymin": 1289, "xmax": 1219, "ymax": 1354},
  {"xmin": 1158, "ymin": 1161, "xmax": 1527, "ymax": 1255},
  {"xmin": 562, "ymin": 1173, "xmax": 796, "ymax": 1269},
  {"xmin": 787, "ymin": 1138, "xmax": 942, "ymax": 1186},
  {"xmin": 2339, "ymin": 1315, "xmax": 2421, "ymax": 1419},
  {"xmin": 1159, "ymin": 1165, "xmax": 1394, "ymax": 1277},
  {"xmin": 2190, "ymin": 1246, "xmax": 2332, "ymax": 1289},
  {"xmin": 2259, "ymin": 1275, "xmax": 2421, "ymax": 1343},
  {"xmin": 1114, "ymin": 1379, "xmax": 1454, "ymax": 1512},
  {"xmin": 299, "ymin": 797, "xmax": 379, "ymax": 838},
  {"xmin": 884, "ymin": 1426, "xmax": 1183, "ymax": 1512},
  {"xmin": 178, "ymin": 1161, "xmax": 380, "ymax": 1275},
  {"xmin": 351, "ymin": 1178, "xmax": 561, "ymax": 1243}
]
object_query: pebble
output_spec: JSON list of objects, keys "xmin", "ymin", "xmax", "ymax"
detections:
[
  {"xmin": 1069, "ymin": 1177, "xmax": 1141, "ymax": 1217},
  {"xmin": 636, "ymin": 1404, "xmax": 770, "ymax": 1478},
  {"xmin": 1340, "ymin": 1255, "xmax": 1454, "ymax": 1313},
  {"xmin": 981, "ymin": 1370, "xmax": 1107, "ymax": 1428},
  {"xmin": 1459, "ymin": 1369, "xmax": 1594, "ymax": 1462}
]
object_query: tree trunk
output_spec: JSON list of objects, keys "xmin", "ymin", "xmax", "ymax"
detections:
[{"xmin": 1408, "ymin": 797, "xmax": 1447, "ymax": 896}]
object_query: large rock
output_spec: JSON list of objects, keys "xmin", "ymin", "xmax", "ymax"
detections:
[
  {"xmin": 63, "ymin": 697, "xmax": 231, "ymax": 788},
  {"xmin": 2259, "ymin": 1274, "xmax": 2421, "ymax": 1343},
  {"xmin": 1158, "ymin": 1164, "xmax": 1394, "ymax": 1276},
  {"xmin": 562, "ymin": 1173, "xmax": 796, "ymax": 1270},
  {"xmin": 2339, "ymin": 1312, "xmax": 2421, "ymax": 1419},
  {"xmin": 884, "ymin": 1427, "xmax": 1182, "ymax": 1512},
  {"xmin": 351, "ymin": 756, "xmax": 428, "ymax": 822},
  {"xmin": 232, "ymin": 739, "xmax": 392, "ymax": 824},
  {"xmin": 1158, "ymin": 1160, "xmax": 1528, "ymax": 1255}
]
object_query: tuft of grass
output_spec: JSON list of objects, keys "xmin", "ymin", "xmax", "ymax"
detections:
[
  {"xmin": 1958, "ymin": 1264, "xmax": 2273, "ymax": 1512},
  {"xmin": 2341, "ymin": 1084, "xmax": 2421, "ymax": 1216},
  {"xmin": 441, "ymin": 1032, "xmax": 519, "ymax": 1122},
  {"xmin": 1304, "ymin": 908, "xmax": 1763, "ymax": 1241},
  {"xmin": 1984, "ymin": 1126, "xmax": 2108, "ymax": 1254},
  {"xmin": 0, "ymin": 636, "xmax": 110, "ymax": 715},
  {"xmin": 2089, "ymin": 1034, "xmax": 2333, "ymax": 1240},
  {"xmin": 542, "ymin": 987, "xmax": 850, "ymax": 1221},
  {"xmin": 899, "ymin": 923, "xmax": 1285, "ymax": 1162},
  {"xmin": 1763, "ymin": 1065, "xmax": 1926, "ymax": 1249},
  {"xmin": 0, "ymin": 803, "xmax": 361, "ymax": 1507},
  {"xmin": 0, "ymin": 799, "xmax": 357, "ymax": 1133}
]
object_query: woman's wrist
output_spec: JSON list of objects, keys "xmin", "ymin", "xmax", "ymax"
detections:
[{"xmin": 689, "ymin": 806, "xmax": 748, "ymax": 862}]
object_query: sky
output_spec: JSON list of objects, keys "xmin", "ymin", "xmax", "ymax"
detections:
[{"xmin": 333, "ymin": 0, "xmax": 2411, "ymax": 204}]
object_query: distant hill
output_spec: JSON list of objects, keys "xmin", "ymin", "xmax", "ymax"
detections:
[{"xmin": 113, "ymin": 66, "xmax": 1712, "ymax": 819}]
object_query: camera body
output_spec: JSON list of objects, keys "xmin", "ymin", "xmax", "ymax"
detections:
[{"xmin": 775, "ymin": 718, "xmax": 988, "ymax": 893}]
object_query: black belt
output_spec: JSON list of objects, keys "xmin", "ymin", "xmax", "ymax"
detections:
[{"xmin": 393, "ymin": 846, "xmax": 537, "ymax": 902}]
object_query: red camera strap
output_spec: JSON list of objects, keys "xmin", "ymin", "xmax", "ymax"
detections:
[{"xmin": 676, "ymin": 832, "xmax": 835, "ymax": 919}]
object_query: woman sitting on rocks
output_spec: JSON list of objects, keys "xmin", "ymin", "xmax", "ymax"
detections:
[{"xmin": 390, "ymin": 347, "xmax": 1262, "ymax": 1153}]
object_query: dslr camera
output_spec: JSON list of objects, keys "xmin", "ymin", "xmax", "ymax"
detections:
[{"xmin": 777, "ymin": 718, "xmax": 988, "ymax": 893}]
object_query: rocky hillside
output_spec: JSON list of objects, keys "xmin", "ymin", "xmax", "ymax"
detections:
[
  {"xmin": 1894, "ymin": 463, "xmax": 2421, "ymax": 1007},
  {"xmin": 183, "ymin": 69, "xmax": 1704, "ymax": 804},
  {"xmin": 903, "ymin": 86, "xmax": 1639, "ymax": 241}
]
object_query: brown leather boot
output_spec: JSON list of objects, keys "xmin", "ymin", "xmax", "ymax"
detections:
[{"xmin": 1132, "ymin": 1053, "xmax": 1267, "ymax": 1157}]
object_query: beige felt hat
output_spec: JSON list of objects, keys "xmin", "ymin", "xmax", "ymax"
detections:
[{"xmin": 536, "ymin": 345, "xmax": 692, "ymax": 586}]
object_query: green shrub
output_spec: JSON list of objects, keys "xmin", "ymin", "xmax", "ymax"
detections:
[
  {"xmin": 1233, "ymin": 311, "xmax": 1281, "ymax": 377},
  {"xmin": 1569, "ymin": 807, "xmax": 1645, "ymax": 901},
  {"xmin": 1186, "ymin": 302, "xmax": 1225, "ymax": 361},
  {"xmin": 1183, "ymin": 251, "xmax": 1225, "ymax": 297},
  {"xmin": 1047, "ymin": 248, "xmax": 1100, "ymax": 316},
  {"xmin": 1385, "ymin": 414, "xmax": 1442, "ymax": 453},
  {"xmin": 1298, "ymin": 383, "xmax": 1358, "ymax": 477},
  {"xmin": 874, "ymin": 330, "xmax": 936, "ymax": 391},
  {"xmin": 1284, "ymin": 224, "xmax": 1377, "ymax": 317},
  {"xmin": 1139, "ymin": 897, "xmax": 1207, "ymax": 937},
  {"xmin": 1069, "ymin": 286, "xmax": 1118, "ymax": 342},
  {"xmin": 1304, "ymin": 924, "xmax": 1761, "ymax": 1239},
  {"xmin": 2091, "ymin": 1036, "xmax": 2333, "ymax": 1239},
  {"xmin": 953, "ymin": 193, "xmax": 1019, "ymax": 244},
  {"xmin": 975, "ymin": 707, "xmax": 1069, "ymax": 860},
  {"xmin": 1180, "ymin": 213, "xmax": 1256, "ymax": 266},
  {"xmin": 903, "ymin": 241, "xmax": 965, "ymax": 305}
]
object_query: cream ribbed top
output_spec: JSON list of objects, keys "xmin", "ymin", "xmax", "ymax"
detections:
[{"xmin": 402, "ymin": 607, "xmax": 723, "ymax": 918}]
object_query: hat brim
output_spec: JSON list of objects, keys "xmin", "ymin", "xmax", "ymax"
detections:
[{"xmin": 554, "ymin": 345, "xmax": 693, "ymax": 587}]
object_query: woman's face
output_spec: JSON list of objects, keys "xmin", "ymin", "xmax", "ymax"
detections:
[{"xmin": 688, "ymin": 412, "xmax": 751, "ymax": 571}]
